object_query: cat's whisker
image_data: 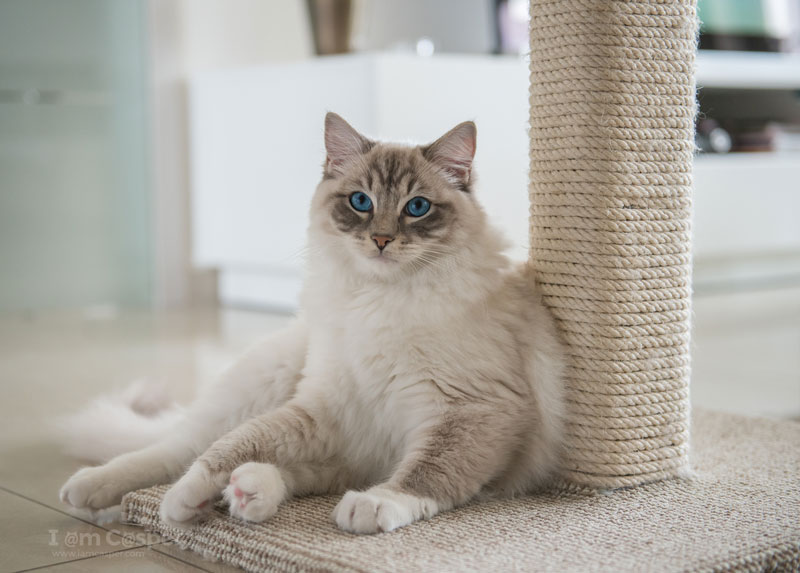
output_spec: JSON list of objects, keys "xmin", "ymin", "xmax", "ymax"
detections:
[{"xmin": 286, "ymin": 245, "xmax": 320, "ymax": 261}]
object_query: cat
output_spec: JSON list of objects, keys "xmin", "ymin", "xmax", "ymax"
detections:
[{"xmin": 59, "ymin": 113, "xmax": 566, "ymax": 534}]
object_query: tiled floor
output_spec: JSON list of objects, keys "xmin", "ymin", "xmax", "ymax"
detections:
[
  {"xmin": 691, "ymin": 286, "xmax": 800, "ymax": 419},
  {"xmin": 0, "ymin": 288, "xmax": 798, "ymax": 571},
  {"xmin": 0, "ymin": 309, "xmax": 290, "ymax": 572}
]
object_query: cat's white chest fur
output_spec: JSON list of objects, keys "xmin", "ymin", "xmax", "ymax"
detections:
[
  {"xmin": 59, "ymin": 114, "xmax": 566, "ymax": 536},
  {"xmin": 344, "ymin": 309, "xmax": 437, "ymax": 410},
  {"xmin": 300, "ymin": 286, "xmax": 445, "ymax": 478}
]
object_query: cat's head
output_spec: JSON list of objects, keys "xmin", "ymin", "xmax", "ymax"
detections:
[{"xmin": 310, "ymin": 112, "xmax": 490, "ymax": 278}]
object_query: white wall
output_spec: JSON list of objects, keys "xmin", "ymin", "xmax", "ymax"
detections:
[{"xmin": 147, "ymin": 0, "xmax": 313, "ymax": 308}]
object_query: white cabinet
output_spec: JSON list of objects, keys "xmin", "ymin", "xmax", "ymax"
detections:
[
  {"xmin": 693, "ymin": 152, "xmax": 800, "ymax": 292},
  {"xmin": 695, "ymin": 49, "xmax": 800, "ymax": 89},
  {"xmin": 190, "ymin": 52, "xmax": 800, "ymax": 309},
  {"xmin": 693, "ymin": 153, "xmax": 800, "ymax": 257},
  {"xmin": 693, "ymin": 50, "xmax": 800, "ymax": 293},
  {"xmin": 189, "ymin": 53, "xmax": 529, "ymax": 309}
]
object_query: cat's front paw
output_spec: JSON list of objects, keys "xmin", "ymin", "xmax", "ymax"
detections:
[
  {"xmin": 333, "ymin": 487, "xmax": 439, "ymax": 534},
  {"xmin": 60, "ymin": 466, "xmax": 125, "ymax": 510},
  {"xmin": 159, "ymin": 464, "xmax": 222, "ymax": 528},
  {"xmin": 223, "ymin": 462, "xmax": 287, "ymax": 523}
]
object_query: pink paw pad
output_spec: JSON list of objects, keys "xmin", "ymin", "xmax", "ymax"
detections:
[{"xmin": 233, "ymin": 487, "xmax": 244, "ymax": 498}]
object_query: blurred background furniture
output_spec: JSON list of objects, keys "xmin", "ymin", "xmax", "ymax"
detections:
[
  {"xmin": 1, "ymin": 0, "xmax": 798, "ymax": 417},
  {"xmin": 189, "ymin": 54, "xmax": 530, "ymax": 310},
  {"xmin": 189, "ymin": 51, "xmax": 800, "ymax": 307}
]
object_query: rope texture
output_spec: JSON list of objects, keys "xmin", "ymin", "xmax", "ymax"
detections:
[{"xmin": 528, "ymin": 0, "xmax": 697, "ymax": 488}]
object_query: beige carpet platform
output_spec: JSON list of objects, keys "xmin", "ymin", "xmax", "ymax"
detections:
[{"xmin": 121, "ymin": 410, "xmax": 800, "ymax": 572}]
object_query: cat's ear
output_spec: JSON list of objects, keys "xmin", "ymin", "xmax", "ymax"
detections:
[
  {"xmin": 422, "ymin": 121, "xmax": 477, "ymax": 187},
  {"xmin": 324, "ymin": 112, "xmax": 373, "ymax": 177}
]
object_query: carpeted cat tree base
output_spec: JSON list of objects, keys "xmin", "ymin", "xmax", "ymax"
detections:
[{"xmin": 121, "ymin": 410, "xmax": 799, "ymax": 572}]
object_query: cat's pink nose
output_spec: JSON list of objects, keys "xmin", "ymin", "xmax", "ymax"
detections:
[{"xmin": 372, "ymin": 235, "xmax": 394, "ymax": 251}]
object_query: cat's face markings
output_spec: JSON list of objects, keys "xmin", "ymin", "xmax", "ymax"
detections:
[
  {"xmin": 354, "ymin": 149, "xmax": 456, "ymax": 247},
  {"xmin": 318, "ymin": 113, "xmax": 480, "ymax": 276},
  {"xmin": 329, "ymin": 192, "xmax": 371, "ymax": 235}
]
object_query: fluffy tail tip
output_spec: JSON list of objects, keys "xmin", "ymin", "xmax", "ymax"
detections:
[{"xmin": 53, "ymin": 379, "xmax": 184, "ymax": 464}]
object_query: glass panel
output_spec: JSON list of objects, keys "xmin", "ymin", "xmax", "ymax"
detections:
[{"xmin": 0, "ymin": 0, "xmax": 151, "ymax": 311}]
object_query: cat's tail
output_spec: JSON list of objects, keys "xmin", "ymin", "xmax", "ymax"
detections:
[{"xmin": 54, "ymin": 380, "xmax": 185, "ymax": 464}]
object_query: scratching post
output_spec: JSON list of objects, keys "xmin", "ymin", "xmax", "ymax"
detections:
[
  {"xmin": 528, "ymin": 0, "xmax": 698, "ymax": 488},
  {"xmin": 121, "ymin": 2, "xmax": 800, "ymax": 570}
]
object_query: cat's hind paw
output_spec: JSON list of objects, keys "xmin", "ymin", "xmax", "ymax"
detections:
[
  {"xmin": 60, "ymin": 466, "xmax": 126, "ymax": 510},
  {"xmin": 223, "ymin": 462, "xmax": 287, "ymax": 523},
  {"xmin": 159, "ymin": 464, "xmax": 221, "ymax": 528},
  {"xmin": 333, "ymin": 487, "xmax": 439, "ymax": 534}
]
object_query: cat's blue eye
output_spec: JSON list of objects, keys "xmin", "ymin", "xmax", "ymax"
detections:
[
  {"xmin": 349, "ymin": 192, "xmax": 372, "ymax": 212},
  {"xmin": 405, "ymin": 196, "xmax": 431, "ymax": 217}
]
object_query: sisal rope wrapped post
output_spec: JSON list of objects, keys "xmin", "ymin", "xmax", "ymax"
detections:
[{"xmin": 528, "ymin": 0, "xmax": 697, "ymax": 488}]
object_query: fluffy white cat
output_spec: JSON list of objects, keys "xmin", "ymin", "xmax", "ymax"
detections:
[{"xmin": 60, "ymin": 113, "xmax": 565, "ymax": 534}]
